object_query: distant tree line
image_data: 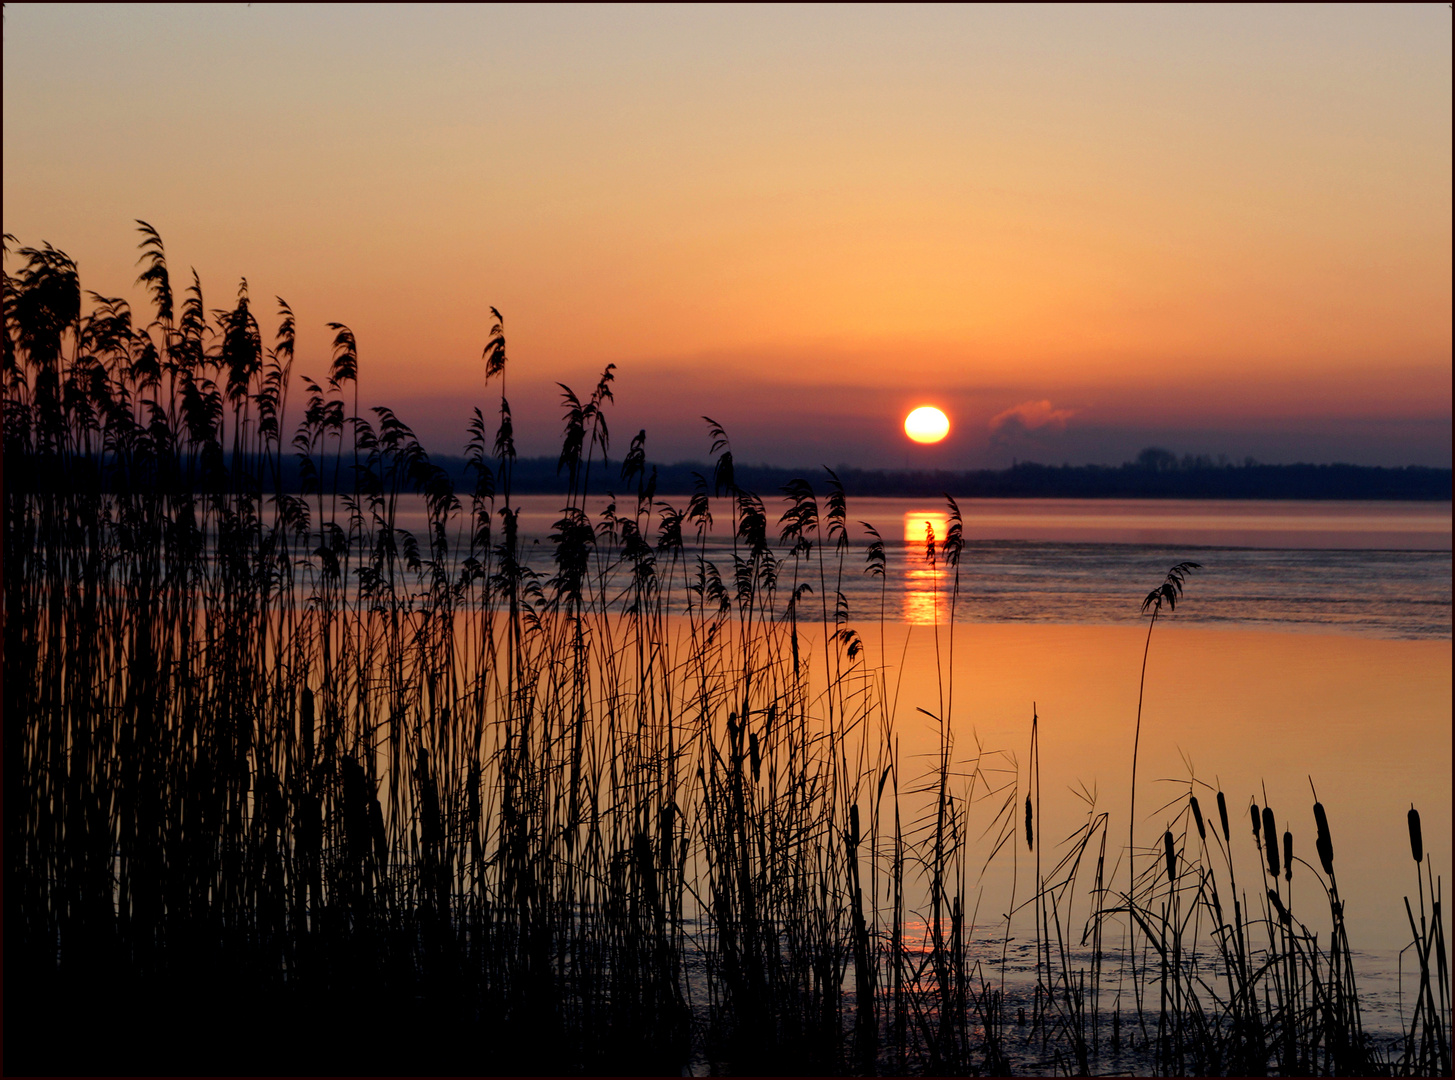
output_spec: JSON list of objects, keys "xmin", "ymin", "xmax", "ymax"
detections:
[
  {"xmin": 15, "ymin": 444, "xmax": 1448, "ymax": 501},
  {"xmin": 338, "ymin": 446, "xmax": 1455, "ymax": 501},
  {"xmin": 414, "ymin": 451, "xmax": 1450, "ymax": 501},
  {"xmin": 813, "ymin": 452, "xmax": 1454, "ymax": 501}
]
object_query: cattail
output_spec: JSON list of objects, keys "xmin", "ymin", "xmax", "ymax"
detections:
[
  {"xmin": 1251, "ymin": 802, "xmax": 1261, "ymax": 841},
  {"xmin": 659, "ymin": 801, "xmax": 676, "ymax": 867},
  {"xmin": 1189, "ymin": 795, "xmax": 1206, "ymax": 841},
  {"xmin": 1025, "ymin": 795, "xmax": 1034, "ymax": 851},
  {"xmin": 1263, "ymin": 807, "xmax": 1280, "ymax": 877},
  {"xmin": 849, "ymin": 803, "xmax": 860, "ymax": 850},
  {"xmin": 300, "ymin": 686, "xmax": 315, "ymax": 765},
  {"xmin": 1217, "ymin": 791, "xmax": 1230, "ymax": 843},
  {"xmin": 749, "ymin": 731, "xmax": 761, "ymax": 782},
  {"xmin": 1268, "ymin": 888, "xmax": 1292, "ymax": 925},
  {"xmin": 1313, "ymin": 802, "xmax": 1334, "ymax": 875},
  {"xmin": 1164, "ymin": 830, "xmax": 1178, "ymax": 886},
  {"xmin": 1283, "ymin": 830, "xmax": 1293, "ymax": 882},
  {"xmin": 1408, "ymin": 806, "xmax": 1423, "ymax": 864}
]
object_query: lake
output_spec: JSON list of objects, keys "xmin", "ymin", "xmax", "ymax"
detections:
[
  {"xmin": 468, "ymin": 493, "xmax": 1450, "ymax": 1035},
  {"xmin": 16, "ymin": 484, "xmax": 1452, "ymax": 1071},
  {"xmin": 481, "ymin": 495, "xmax": 1451, "ymax": 636}
]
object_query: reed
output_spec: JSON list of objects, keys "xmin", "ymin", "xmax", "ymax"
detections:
[{"xmin": 4, "ymin": 228, "xmax": 1447, "ymax": 1076}]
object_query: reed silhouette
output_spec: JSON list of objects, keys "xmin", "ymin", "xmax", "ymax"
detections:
[{"xmin": 3, "ymin": 226, "xmax": 1448, "ymax": 1076}]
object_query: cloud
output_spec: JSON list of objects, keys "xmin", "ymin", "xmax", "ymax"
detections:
[{"xmin": 988, "ymin": 400, "xmax": 1076, "ymax": 436}]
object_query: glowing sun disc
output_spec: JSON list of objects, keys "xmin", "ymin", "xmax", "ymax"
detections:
[{"xmin": 904, "ymin": 406, "xmax": 950, "ymax": 444}]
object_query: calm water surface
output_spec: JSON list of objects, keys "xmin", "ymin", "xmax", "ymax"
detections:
[
  {"xmin": 469, "ymin": 496, "xmax": 1451, "ymax": 638},
  {"xmin": 400, "ymin": 494, "xmax": 1450, "ymax": 1040}
]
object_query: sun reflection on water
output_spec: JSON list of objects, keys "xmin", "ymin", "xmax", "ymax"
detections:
[{"xmin": 903, "ymin": 511, "xmax": 950, "ymax": 625}]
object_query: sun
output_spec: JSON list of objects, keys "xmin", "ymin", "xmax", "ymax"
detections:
[{"xmin": 904, "ymin": 406, "xmax": 950, "ymax": 444}]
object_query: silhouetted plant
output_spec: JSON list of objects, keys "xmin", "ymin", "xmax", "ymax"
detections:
[{"xmin": 4, "ymin": 229, "xmax": 1445, "ymax": 1077}]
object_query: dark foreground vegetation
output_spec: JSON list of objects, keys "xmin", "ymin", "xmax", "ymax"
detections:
[{"xmin": 5, "ymin": 228, "xmax": 1451, "ymax": 1075}]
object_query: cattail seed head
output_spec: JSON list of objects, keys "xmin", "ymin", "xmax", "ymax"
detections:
[
  {"xmin": 849, "ymin": 803, "xmax": 860, "ymax": 850},
  {"xmin": 1313, "ymin": 802, "xmax": 1334, "ymax": 875},
  {"xmin": 1164, "ymin": 830, "xmax": 1178, "ymax": 886},
  {"xmin": 1262, "ymin": 807, "xmax": 1280, "ymax": 877},
  {"xmin": 1190, "ymin": 796, "xmax": 1206, "ymax": 842},
  {"xmin": 1283, "ymin": 830, "xmax": 1293, "ymax": 882},
  {"xmin": 1408, "ymin": 807, "xmax": 1423, "ymax": 864},
  {"xmin": 1025, "ymin": 795, "xmax": 1034, "ymax": 851},
  {"xmin": 1251, "ymin": 803, "xmax": 1262, "ymax": 840},
  {"xmin": 1268, "ymin": 888, "xmax": 1292, "ymax": 925},
  {"xmin": 1217, "ymin": 791, "xmax": 1230, "ymax": 843}
]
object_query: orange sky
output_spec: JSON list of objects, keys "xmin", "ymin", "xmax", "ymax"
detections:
[{"xmin": 4, "ymin": 4, "xmax": 1450, "ymax": 466}]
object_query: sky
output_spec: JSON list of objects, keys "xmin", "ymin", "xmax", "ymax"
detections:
[{"xmin": 4, "ymin": 3, "xmax": 1451, "ymax": 468}]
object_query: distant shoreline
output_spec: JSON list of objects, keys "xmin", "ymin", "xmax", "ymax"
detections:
[
  {"xmin": 17, "ymin": 455, "xmax": 1451, "ymax": 501},
  {"xmin": 437, "ymin": 456, "xmax": 1454, "ymax": 501}
]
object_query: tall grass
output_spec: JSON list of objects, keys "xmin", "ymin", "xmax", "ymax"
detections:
[{"xmin": 4, "ymin": 228, "xmax": 1448, "ymax": 1076}]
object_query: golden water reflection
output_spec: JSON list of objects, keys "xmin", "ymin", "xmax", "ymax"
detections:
[
  {"xmin": 856, "ymin": 620, "xmax": 1452, "ymax": 954},
  {"xmin": 904, "ymin": 510, "xmax": 950, "ymax": 625}
]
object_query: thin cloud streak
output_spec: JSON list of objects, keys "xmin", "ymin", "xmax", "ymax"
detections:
[{"xmin": 989, "ymin": 400, "xmax": 1076, "ymax": 434}]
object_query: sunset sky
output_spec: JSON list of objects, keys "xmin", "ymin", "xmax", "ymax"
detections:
[{"xmin": 4, "ymin": 3, "xmax": 1450, "ymax": 468}]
